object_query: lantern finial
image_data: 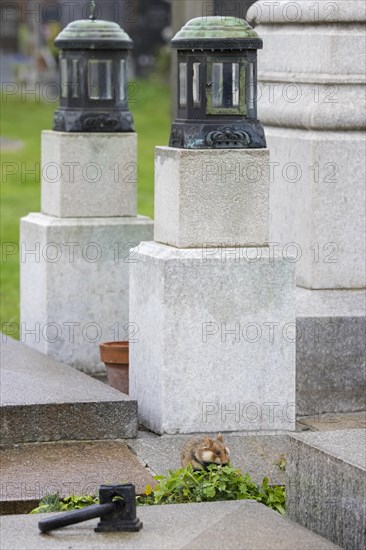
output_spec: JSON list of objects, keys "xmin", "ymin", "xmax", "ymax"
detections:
[{"xmin": 89, "ymin": 0, "xmax": 97, "ymax": 21}]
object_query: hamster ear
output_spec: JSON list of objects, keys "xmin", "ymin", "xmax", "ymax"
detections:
[
  {"xmin": 203, "ymin": 436, "xmax": 213, "ymax": 446},
  {"xmin": 216, "ymin": 433, "xmax": 224, "ymax": 442}
]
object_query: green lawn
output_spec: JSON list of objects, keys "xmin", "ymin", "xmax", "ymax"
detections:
[{"xmin": 0, "ymin": 79, "xmax": 171, "ymax": 338}]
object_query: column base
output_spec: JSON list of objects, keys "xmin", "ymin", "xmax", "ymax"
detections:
[{"xmin": 296, "ymin": 287, "xmax": 366, "ymax": 416}]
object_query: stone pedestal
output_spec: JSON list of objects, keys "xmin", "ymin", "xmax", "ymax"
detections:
[
  {"xmin": 247, "ymin": 0, "xmax": 366, "ymax": 414},
  {"xmin": 130, "ymin": 242, "xmax": 296, "ymax": 434},
  {"xmin": 41, "ymin": 131, "xmax": 137, "ymax": 218},
  {"xmin": 21, "ymin": 213, "xmax": 153, "ymax": 374},
  {"xmin": 21, "ymin": 130, "xmax": 153, "ymax": 374},
  {"xmin": 154, "ymin": 147, "xmax": 270, "ymax": 248},
  {"xmin": 130, "ymin": 145, "xmax": 296, "ymax": 434}
]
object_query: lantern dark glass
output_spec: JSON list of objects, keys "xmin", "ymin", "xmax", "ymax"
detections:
[
  {"xmin": 53, "ymin": 17, "xmax": 134, "ymax": 133},
  {"xmin": 169, "ymin": 17, "xmax": 266, "ymax": 149}
]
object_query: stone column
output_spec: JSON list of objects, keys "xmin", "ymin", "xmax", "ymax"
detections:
[
  {"xmin": 247, "ymin": 0, "xmax": 366, "ymax": 414},
  {"xmin": 130, "ymin": 145, "xmax": 296, "ymax": 434},
  {"xmin": 20, "ymin": 131, "xmax": 153, "ymax": 374}
]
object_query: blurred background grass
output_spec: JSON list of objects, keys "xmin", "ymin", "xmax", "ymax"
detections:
[{"xmin": 0, "ymin": 79, "xmax": 170, "ymax": 337}]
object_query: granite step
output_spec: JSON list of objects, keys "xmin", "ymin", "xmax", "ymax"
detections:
[
  {"xmin": 0, "ymin": 337, "xmax": 138, "ymax": 445},
  {"xmin": 0, "ymin": 439, "xmax": 155, "ymax": 515},
  {"xmin": 287, "ymin": 429, "xmax": 366, "ymax": 550},
  {"xmin": 1, "ymin": 500, "xmax": 339, "ymax": 549}
]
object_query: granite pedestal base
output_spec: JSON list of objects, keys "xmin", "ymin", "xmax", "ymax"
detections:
[
  {"xmin": 20, "ymin": 213, "xmax": 153, "ymax": 374},
  {"xmin": 129, "ymin": 242, "xmax": 296, "ymax": 434}
]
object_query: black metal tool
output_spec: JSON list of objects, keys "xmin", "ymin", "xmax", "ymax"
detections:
[{"xmin": 38, "ymin": 484, "xmax": 143, "ymax": 533}]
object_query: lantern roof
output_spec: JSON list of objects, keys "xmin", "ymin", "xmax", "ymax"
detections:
[
  {"xmin": 55, "ymin": 18, "xmax": 133, "ymax": 50},
  {"xmin": 171, "ymin": 16, "xmax": 262, "ymax": 50}
]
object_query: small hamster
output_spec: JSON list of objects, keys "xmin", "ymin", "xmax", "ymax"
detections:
[{"xmin": 181, "ymin": 433, "xmax": 230, "ymax": 470}]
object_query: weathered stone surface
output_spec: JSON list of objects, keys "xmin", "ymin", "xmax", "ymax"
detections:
[
  {"xmin": 20, "ymin": 213, "xmax": 153, "ymax": 374},
  {"xmin": 248, "ymin": 0, "xmax": 365, "ymax": 25},
  {"xmin": 266, "ymin": 128, "xmax": 366, "ymax": 289},
  {"xmin": 296, "ymin": 288, "xmax": 366, "ymax": 415},
  {"xmin": 296, "ymin": 287, "xmax": 366, "ymax": 318},
  {"xmin": 41, "ymin": 131, "xmax": 138, "ymax": 217},
  {"xmin": 0, "ymin": 501, "xmax": 339, "ymax": 549},
  {"xmin": 0, "ymin": 337, "xmax": 138, "ymax": 444},
  {"xmin": 129, "ymin": 241, "xmax": 296, "ymax": 434},
  {"xmin": 250, "ymin": 81, "xmax": 365, "ymax": 132},
  {"xmin": 154, "ymin": 147, "xmax": 270, "ymax": 248},
  {"xmin": 0, "ymin": 439, "xmax": 155, "ymax": 515},
  {"xmin": 298, "ymin": 411, "xmax": 366, "ymax": 432},
  {"xmin": 287, "ymin": 429, "xmax": 366, "ymax": 550},
  {"xmin": 248, "ymin": 1, "xmax": 366, "ymax": 77},
  {"xmin": 296, "ymin": 316, "xmax": 366, "ymax": 415}
]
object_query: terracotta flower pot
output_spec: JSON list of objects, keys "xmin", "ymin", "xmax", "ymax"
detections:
[{"xmin": 99, "ymin": 341, "xmax": 129, "ymax": 394}]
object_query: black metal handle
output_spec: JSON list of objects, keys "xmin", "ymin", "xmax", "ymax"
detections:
[
  {"xmin": 38, "ymin": 501, "xmax": 120, "ymax": 533},
  {"xmin": 37, "ymin": 484, "xmax": 142, "ymax": 534}
]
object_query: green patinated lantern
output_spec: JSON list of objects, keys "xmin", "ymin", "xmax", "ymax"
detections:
[
  {"xmin": 53, "ymin": 3, "xmax": 134, "ymax": 132},
  {"xmin": 169, "ymin": 16, "xmax": 266, "ymax": 149}
]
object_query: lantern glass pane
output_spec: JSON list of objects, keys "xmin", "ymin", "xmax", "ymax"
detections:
[
  {"xmin": 248, "ymin": 62, "xmax": 254, "ymax": 111},
  {"xmin": 120, "ymin": 59, "xmax": 126, "ymax": 102},
  {"xmin": 212, "ymin": 62, "xmax": 223, "ymax": 107},
  {"xmin": 179, "ymin": 62, "xmax": 187, "ymax": 107},
  {"xmin": 88, "ymin": 60, "xmax": 113, "ymax": 100},
  {"xmin": 72, "ymin": 59, "xmax": 79, "ymax": 98},
  {"xmin": 60, "ymin": 58, "xmax": 68, "ymax": 98},
  {"xmin": 232, "ymin": 63, "xmax": 240, "ymax": 107},
  {"xmin": 193, "ymin": 62, "xmax": 201, "ymax": 107}
]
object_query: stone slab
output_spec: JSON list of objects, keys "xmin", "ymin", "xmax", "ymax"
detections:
[
  {"xmin": 154, "ymin": 147, "xmax": 270, "ymax": 248},
  {"xmin": 296, "ymin": 288, "xmax": 366, "ymax": 415},
  {"xmin": 127, "ymin": 432, "xmax": 288, "ymax": 485},
  {"xmin": 287, "ymin": 429, "xmax": 366, "ymax": 549},
  {"xmin": 0, "ymin": 337, "xmax": 138, "ymax": 444},
  {"xmin": 0, "ymin": 501, "xmax": 339, "ymax": 549},
  {"xmin": 20, "ymin": 213, "xmax": 153, "ymax": 374},
  {"xmin": 41, "ymin": 131, "xmax": 138, "ymax": 217},
  {"xmin": 297, "ymin": 411, "xmax": 366, "ymax": 432},
  {"xmin": 129, "ymin": 241, "xmax": 296, "ymax": 434},
  {"xmin": 0, "ymin": 440, "xmax": 155, "ymax": 515}
]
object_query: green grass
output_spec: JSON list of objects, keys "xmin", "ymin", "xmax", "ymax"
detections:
[{"xmin": 0, "ymin": 80, "xmax": 170, "ymax": 337}]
